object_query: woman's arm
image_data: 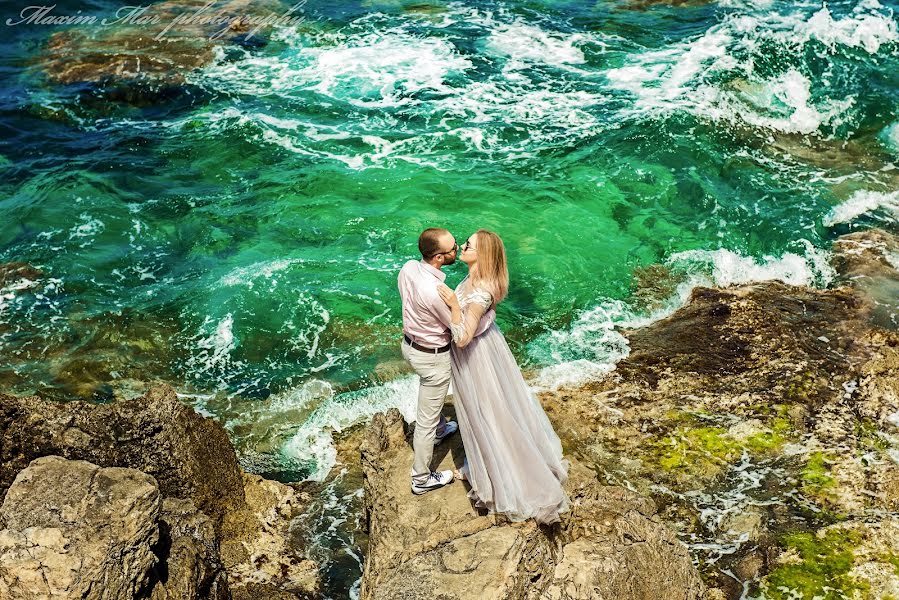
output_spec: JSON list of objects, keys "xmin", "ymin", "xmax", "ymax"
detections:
[{"xmin": 438, "ymin": 286, "xmax": 492, "ymax": 348}]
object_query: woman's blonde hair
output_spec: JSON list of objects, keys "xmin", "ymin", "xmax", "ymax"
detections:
[{"xmin": 471, "ymin": 229, "xmax": 509, "ymax": 306}]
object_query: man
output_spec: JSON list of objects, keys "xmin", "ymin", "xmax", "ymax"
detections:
[{"xmin": 398, "ymin": 227, "xmax": 460, "ymax": 495}]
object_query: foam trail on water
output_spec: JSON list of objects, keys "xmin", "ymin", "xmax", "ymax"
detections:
[
  {"xmin": 883, "ymin": 122, "xmax": 899, "ymax": 155},
  {"xmin": 796, "ymin": 0, "xmax": 899, "ymax": 54},
  {"xmin": 186, "ymin": 313, "xmax": 242, "ymax": 382},
  {"xmin": 700, "ymin": 69, "xmax": 855, "ymax": 135},
  {"xmin": 218, "ymin": 258, "xmax": 306, "ymax": 288},
  {"xmin": 823, "ymin": 190, "xmax": 899, "ymax": 226},
  {"xmin": 485, "ymin": 22, "xmax": 588, "ymax": 68},
  {"xmin": 529, "ymin": 298, "xmax": 677, "ymax": 391},
  {"xmin": 667, "ymin": 241, "xmax": 836, "ymax": 288},
  {"xmin": 0, "ymin": 276, "xmax": 39, "ymax": 320},
  {"xmin": 604, "ymin": 0, "xmax": 897, "ymax": 135},
  {"xmin": 176, "ymin": 5, "xmax": 611, "ymax": 169},
  {"xmin": 282, "ymin": 376, "xmax": 419, "ymax": 481}
]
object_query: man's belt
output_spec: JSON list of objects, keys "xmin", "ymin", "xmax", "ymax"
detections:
[{"xmin": 403, "ymin": 334, "xmax": 451, "ymax": 354}]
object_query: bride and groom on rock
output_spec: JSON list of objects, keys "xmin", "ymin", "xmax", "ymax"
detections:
[{"xmin": 397, "ymin": 227, "xmax": 569, "ymax": 526}]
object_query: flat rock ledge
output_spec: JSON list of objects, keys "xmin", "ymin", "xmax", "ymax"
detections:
[{"xmin": 358, "ymin": 408, "xmax": 706, "ymax": 600}]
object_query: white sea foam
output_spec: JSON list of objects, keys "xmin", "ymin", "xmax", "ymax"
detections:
[
  {"xmin": 218, "ymin": 258, "xmax": 304, "ymax": 288},
  {"xmin": 304, "ymin": 34, "xmax": 472, "ymax": 108},
  {"xmin": 657, "ymin": 452, "xmax": 783, "ymax": 565},
  {"xmin": 718, "ymin": 0, "xmax": 773, "ymax": 8},
  {"xmin": 529, "ymin": 298, "xmax": 660, "ymax": 391},
  {"xmin": 181, "ymin": 6, "xmax": 609, "ymax": 169},
  {"xmin": 886, "ymin": 250, "xmax": 899, "ymax": 270},
  {"xmin": 430, "ymin": 82, "xmax": 603, "ymax": 148},
  {"xmin": 485, "ymin": 22, "xmax": 588, "ymax": 68},
  {"xmin": 604, "ymin": 0, "xmax": 897, "ymax": 135},
  {"xmin": 287, "ymin": 292, "xmax": 331, "ymax": 360},
  {"xmin": 193, "ymin": 24, "xmax": 472, "ymax": 107},
  {"xmin": 177, "ymin": 379, "xmax": 340, "ymax": 477},
  {"xmin": 187, "ymin": 313, "xmax": 242, "ymax": 380},
  {"xmin": 699, "ymin": 69, "xmax": 856, "ymax": 135},
  {"xmin": 0, "ymin": 277, "xmax": 40, "ymax": 320},
  {"xmin": 282, "ymin": 376, "xmax": 419, "ymax": 481},
  {"xmin": 605, "ymin": 29, "xmax": 735, "ymax": 113},
  {"xmin": 668, "ymin": 241, "xmax": 836, "ymax": 288},
  {"xmin": 67, "ymin": 212, "xmax": 105, "ymax": 247},
  {"xmin": 0, "ymin": 276, "xmax": 64, "ymax": 348},
  {"xmin": 822, "ymin": 189, "xmax": 899, "ymax": 226},
  {"xmin": 795, "ymin": 0, "xmax": 899, "ymax": 54},
  {"xmin": 882, "ymin": 122, "xmax": 899, "ymax": 155}
]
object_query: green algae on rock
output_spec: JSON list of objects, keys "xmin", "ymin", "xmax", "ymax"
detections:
[{"xmin": 763, "ymin": 527, "xmax": 868, "ymax": 600}]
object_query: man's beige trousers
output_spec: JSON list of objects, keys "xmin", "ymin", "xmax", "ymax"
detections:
[{"xmin": 401, "ymin": 339, "xmax": 451, "ymax": 486}]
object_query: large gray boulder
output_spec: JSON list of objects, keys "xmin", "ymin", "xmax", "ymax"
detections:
[
  {"xmin": 0, "ymin": 383, "xmax": 319, "ymax": 598},
  {"xmin": 0, "ymin": 456, "xmax": 161, "ymax": 599}
]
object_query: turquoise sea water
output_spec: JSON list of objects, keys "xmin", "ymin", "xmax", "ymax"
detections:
[{"xmin": 1, "ymin": 0, "xmax": 898, "ymax": 484}]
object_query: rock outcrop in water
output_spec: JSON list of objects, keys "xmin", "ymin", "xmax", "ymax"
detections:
[
  {"xmin": 35, "ymin": 0, "xmax": 288, "ymax": 104},
  {"xmin": 0, "ymin": 383, "xmax": 318, "ymax": 599},
  {"xmin": 357, "ymin": 408, "xmax": 705, "ymax": 600}
]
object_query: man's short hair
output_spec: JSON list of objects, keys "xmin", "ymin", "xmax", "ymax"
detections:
[{"xmin": 418, "ymin": 227, "xmax": 450, "ymax": 259}]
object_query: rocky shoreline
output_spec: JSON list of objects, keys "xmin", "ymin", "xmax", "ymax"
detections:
[
  {"xmin": 1, "ymin": 228, "xmax": 898, "ymax": 599},
  {"xmin": 357, "ymin": 408, "xmax": 704, "ymax": 599},
  {"xmin": 0, "ymin": 384, "xmax": 318, "ymax": 599},
  {"xmin": 531, "ymin": 227, "xmax": 899, "ymax": 599},
  {"xmin": 334, "ymin": 227, "xmax": 899, "ymax": 599}
]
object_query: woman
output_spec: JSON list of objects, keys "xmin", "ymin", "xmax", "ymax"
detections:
[{"xmin": 437, "ymin": 229, "xmax": 569, "ymax": 526}]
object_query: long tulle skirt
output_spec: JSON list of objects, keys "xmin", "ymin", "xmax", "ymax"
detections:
[{"xmin": 450, "ymin": 322, "xmax": 569, "ymax": 525}]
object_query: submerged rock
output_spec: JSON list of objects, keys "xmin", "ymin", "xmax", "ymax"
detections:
[
  {"xmin": 358, "ymin": 408, "xmax": 705, "ymax": 600},
  {"xmin": 832, "ymin": 228, "xmax": 899, "ymax": 330},
  {"xmin": 36, "ymin": 0, "xmax": 288, "ymax": 104},
  {"xmin": 0, "ymin": 262, "xmax": 43, "ymax": 287}
]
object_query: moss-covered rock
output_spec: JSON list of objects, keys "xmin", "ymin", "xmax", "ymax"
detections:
[{"xmin": 763, "ymin": 527, "xmax": 868, "ymax": 600}]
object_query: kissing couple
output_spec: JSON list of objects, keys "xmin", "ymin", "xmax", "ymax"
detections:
[{"xmin": 397, "ymin": 227, "xmax": 570, "ymax": 526}]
